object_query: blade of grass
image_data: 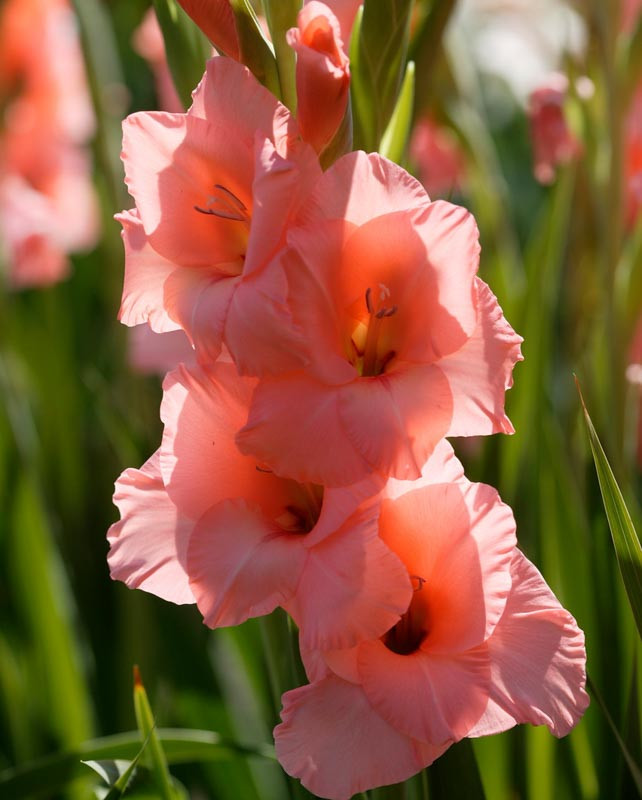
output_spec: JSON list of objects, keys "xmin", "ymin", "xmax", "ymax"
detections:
[
  {"xmin": 576, "ymin": 377, "xmax": 642, "ymax": 638},
  {"xmin": 132, "ymin": 667, "xmax": 176, "ymax": 800}
]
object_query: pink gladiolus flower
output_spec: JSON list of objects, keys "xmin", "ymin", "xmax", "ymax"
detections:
[
  {"xmin": 0, "ymin": 0, "xmax": 98, "ymax": 287},
  {"xmin": 133, "ymin": 8, "xmax": 184, "ymax": 113},
  {"xmin": 528, "ymin": 73, "xmax": 582, "ymax": 185},
  {"xmin": 175, "ymin": 0, "xmax": 240, "ymax": 60},
  {"xmin": 287, "ymin": 1, "xmax": 351, "ymax": 154},
  {"xmin": 237, "ymin": 151, "xmax": 523, "ymax": 487},
  {"xmin": 315, "ymin": 0, "xmax": 362, "ymax": 45},
  {"xmin": 275, "ymin": 474, "xmax": 588, "ymax": 799},
  {"xmin": 118, "ymin": 57, "xmax": 320, "ymax": 367},
  {"xmin": 409, "ymin": 116, "xmax": 465, "ymax": 198},
  {"xmin": 108, "ymin": 361, "xmax": 413, "ymax": 649}
]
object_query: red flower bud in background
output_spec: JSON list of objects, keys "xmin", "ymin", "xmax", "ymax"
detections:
[{"xmin": 528, "ymin": 73, "xmax": 582, "ymax": 185}]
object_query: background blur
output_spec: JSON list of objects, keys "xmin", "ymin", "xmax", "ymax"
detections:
[{"xmin": 0, "ymin": 0, "xmax": 641, "ymax": 798}]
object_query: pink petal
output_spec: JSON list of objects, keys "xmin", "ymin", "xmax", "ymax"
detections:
[
  {"xmin": 337, "ymin": 363, "xmax": 453, "ymax": 480},
  {"xmin": 117, "ymin": 209, "xmax": 180, "ymax": 333},
  {"xmin": 382, "ymin": 438, "xmax": 465, "ymax": 501},
  {"xmin": 236, "ymin": 373, "xmax": 370, "ymax": 486},
  {"xmin": 275, "ymin": 677, "xmax": 447, "ymax": 800},
  {"xmin": 287, "ymin": 2, "xmax": 350, "ymax": 154},
  {"xmin": 290, "ymin": 505, "xmax": 412, "ymax": 650},
  {"xmin": 160, "ymin": 363, "xmax": 292, "ymax": 519},
  {"xmin": 300, "ymin": 150, "xmax": 429, "ymax": 227},
  {"xmin": 107, "ymin": 451, "xmax": 195, "ymax": 604},
  {"xmin": 244, "ymin": 134, "xmax": 321, "ymax": 277},
  {"xmin": 358, "ymin": 640, "xmax": 490, "ymax": 745},
  {"xmin": 379, "ymin": 481, "xmax": 515, "ymax": 652},
  {"xmin": 162, "ymin": 268, "xmax": 239, "ymax": 364},
  {"xmin": 440, "ymin": 279, "xmax": 523, "ymax": 436},
  {"xmin": 318, "ymin": 0, "xmax": 362, "ymax": 43},
  {"xmin": 176, "ymin": 2, "xmax": 240, "ymax": 59},
  {"xmin": 306, "ymin": 474, "xmax": 383, "ymax": 546},
  {"xmin": 187, "ymin": 498, "xmax": 305, "ymax": 627},
  {"xmin": 122, "ymin": 112, "xmax": 252, "ymax": 268},
  {"xmin": 468, "ymin": 550, "xmax": 589, "ymax": 738},
  {"xmin": 223, "ymin": 265, "xmax": 309, "ymax": 376},
  {"xmin": 189, "ymin": 58, "xmax": 294, "ymax": 153}
]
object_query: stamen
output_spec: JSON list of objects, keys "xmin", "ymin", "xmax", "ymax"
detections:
[
  {"xmin": 194, "ymin": 184, "xmax": 250, "ymax": 222},
  {"xmin": 365, "ymin": 287, "xmax": 374, "ymax": 314},
  {"xmin": 255, "ymin": 465, "xmax": 273, "ymax": 473},
  {"xmin": 410, "ymin": 574, "xmax": 426, "ymax": 591}
]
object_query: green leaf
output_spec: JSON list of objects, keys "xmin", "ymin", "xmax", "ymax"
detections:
[
  {"xmin": 576, "ymin": 378, "xmax": 642, "ymax": 639},
  {"xmin": 82, "ymin": 759, "xmax": 133, "ymax": 787},
  {"xmin": 379, "ymin": 60, "xmax": 415, "ymax": 164},
  {"xmin": 152, "ymin": 0, "xmax": 212, "ymax": 109},
  {"xmin": 427, "ymin": 738, "xmax": 486, "ymax": 800},
  {"xmin": 132, "ymin": 668, "xmax": 177, "ymax": 800},
  {"xmin": 262, "ymin": 0, "xmax": 301, "ymax": 111},
  {"xmin": 350, "ymin": 0, "xmax": 413, "ymax": 152},
  {"xmin": 0, "ymin": 730, "xmax": 274, "ymax": 799},
  {"xmin": 229, "ymin": 0, "xmax": 281, "ymax": 98}
]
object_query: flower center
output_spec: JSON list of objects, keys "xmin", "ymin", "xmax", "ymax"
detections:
[
  {"xmin": 194, "ymin": 184, "xmax": 250, "ymax": 224},
  {"xmin": 276, "ymin": 479, "xmax": 324, "ymax": 534},
  {"xmin": 383, "ymin": 575, "xmax": 428, "ymax": 655},
  {"xmin": 349, "ymin": 284, "xmax": 397, "ymax": 377}
]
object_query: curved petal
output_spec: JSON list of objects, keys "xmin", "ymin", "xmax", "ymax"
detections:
[
  {"xmin": 275, "ymin": 677, "xmax": 447, "ymax": 800},
  {"xmin": 441, "ymin": 279, "xmax": 523, "ymax": 436},
  {"xmin": 176, "ymin": 2, "xmax": 240, "ymax": 59},
  {"xmin": 306, "ymin": 473, "xmax": 383, "ymax": 547},
  {"xmin": 122, "ymin": 112, "xmax": 252, "ymax": 268},
  {"xmin": 291, "ymin": 505, "xmax": 412, "ymax": 650},
  {"xmin": 160, "ymin": 363, "xmax": 291, "ymax": 519},
  {"xmin": 236, "ymin": 373, "xmax": 370, "ymax": 486},
  {"xmin": 358, "ymin": 640, "xmax": 490, "ymax": 745},
  {"xmin": 378, "ymin": 481, "xmax": 515, "ymax": 652},
  {"xmin": 337, "ymin": 363, "xmax": 453, "ymax": 481},
  {"xmin": 117, "ymin": 209, "xmax": 181, "ymax": 333},
  {"xmin": 383, "ymin": 439, "xmax": 465, "ymax": 501},
  {"xmin": 189, "ymin": 57, "xmax": 294, "ymax": 153},
  {"xmin": 468, "ymin": 550, "xmax": 588, "ymax": 738},
  {"xmin": 287, "ymin": 2, "xmax": 350, "ymax": 154},
  {"xmin": 107, "ymin": 451, "xmax": 195, "ymax": 605},
  {"xmin": 299, "ymin": 151, "xmax": 429, "ymax": 227},
  {"xmin": 187, "ymin": 498, "xmax": 305, "ymax": 627},
  {"xmin": 163, "ymin": 268, "xmax": 239, "ymax": 364}
]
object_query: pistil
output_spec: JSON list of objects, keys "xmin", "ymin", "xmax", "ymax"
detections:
[{"xmin": 194, "ymin": 184, "xmax": 250, "ymax": 223}]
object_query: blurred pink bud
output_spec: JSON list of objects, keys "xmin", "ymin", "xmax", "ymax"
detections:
[
  {"xmin": 409, "ymin": 116, "xmax": 465, "ymax": 198},
  {"xmin": 133, "ymin": 8, "xmax": 183, "ymax": 113},
  {"xmin": 175, "ymin": 0, "xmax": 240, "ymax": 60},
  {"xmin": 315, "ymin": 0, "xmax": 362, "ymax": 44},
  {"xmin": 528, "ymin": 73, "xmax": 582, "ymax": 185},
  {"xmin": 621, "ymin": 0, "xmax": 642, "ymax": 33},
  {"xmin": 625, "ymin": 85, "xmax": 642, "ymax": 227},
  {"xmin": 287, "ymin": 1, "xmax": 350, "ymax": 154}
]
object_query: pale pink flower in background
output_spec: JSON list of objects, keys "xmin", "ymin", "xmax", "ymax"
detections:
[
  {"xmin": 621, "ymin": 0, "xmax": 642, "ymax": 32},
  {"xmin": 118, "ymin": 57, "xmax": 320, "ymax": 367},
  {"xmin": 409, "ymin": 116, "xmax": 466, "ymax": 198},
  {"xmin": 108, "ymin": 361, "xmax": 412, "ymax": 650},
  {"xmin": 287, "ymin": 1, "xmax": 351, "ymax": 154},
  {"xmin": 175, "ymin": 0, "xmax": 240, "ymax": 59},
  {"xmin": 0, "ymin": 0, "xmax": 98, "ymax": 288},
  {"xmin": 626, "ymin": 317, "xmax": 642, "ymax": 469},
  {"xmin": 275, "ymin": 472, "xmax": 588, "ymax": 799},
  {"xmin": 237, "ymin": 151, "xmax": 522, "ymax": 487},
  {"xmin": 128, "ymin": 325, "xmax": 197, "ymax": 376},
  {"xmin": 528, "ymin": 73, "xmax": 582, "ymax": 184},
  {"xmin": 133, "ymin": 8, "xmax": 184, "ymax": 113}
]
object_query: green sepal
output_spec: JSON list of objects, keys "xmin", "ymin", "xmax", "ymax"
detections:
[
  {"xmin": 152, "ymin": 0, "xmax": 211, "ymax": 110},
  {"xmin": 229, "ymin": 0, "xmax": 281, "ymax": 98},
  {"xmin": 262, "ymin": 0, "xmax": 301, "ymax": 112},
  {"xmin": 379, "ymin": 60, "xmax": 415, "ymax": 165},
  {"xmin": 350, "ymin": 0, "xmax": 413, "ymax": 152}
]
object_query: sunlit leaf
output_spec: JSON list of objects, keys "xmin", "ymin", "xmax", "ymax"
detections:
[
  {"xmin": 229, "ymin": 0, "xmax": 281, "ymax": 97},
  {"xmin": 576, "ymin": 378, "xmax": 642, "ymax": 639},
  {"xmin": 379, "ymin": 60, "xmax": 415, "ymax": 164},
  {"xmin": 350, "ymin": 0, "xmax": 413, "ymax": 151}
]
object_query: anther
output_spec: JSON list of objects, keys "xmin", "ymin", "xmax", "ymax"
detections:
[
  {"xmin": 410, "ymin": 574, "xmax": 426, "ymax": 591},
  {"xmin": 365, "ymin": 287, "xmax": 374, "ymax": 314}
]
